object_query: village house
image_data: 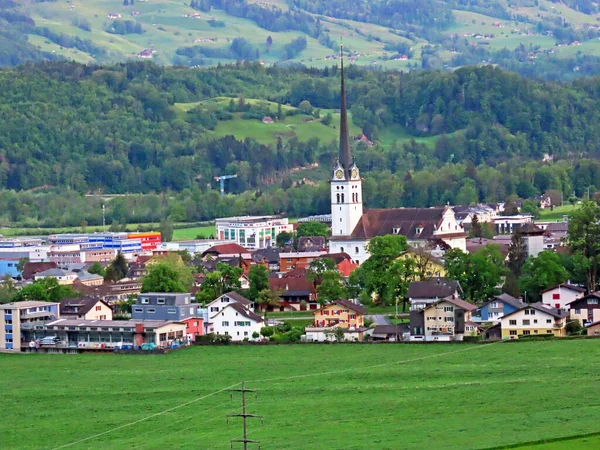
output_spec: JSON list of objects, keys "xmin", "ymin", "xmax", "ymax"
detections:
[
  {"xmin": 541, "ymin": 284, "xmax": 585, "ymax": 311},
  {"xmin": 21, "ymin": 262, "xmax": 58, "ymax": 280},
  {"xmin": 410, "ymin": 296, "xmax": 477, "ymax": 342},
  {"xmin": 318, "ymin": 252, "xmax": 358, "ymax": 278},
  {"xmin": 211, "ymin": 303, "xmax": 264, "ymax": 341},
  {"xmin": 268, "ymin": 270, "xmax": 317, "ymax": 311},
  {"xmin": 500, "ymin": 303, "xmax": 568, "ymax": 339},
  {"xmin": 252, "ymin": 248, "xmax": 280, "ymax": 272},
  {"xmin": 76, "ymin": 271, "xmax": 104, "ymax": 286},
  {"xmin": 59, "ymin": 297, "xmax": 113, "ymax": 321},
  {"xmin": 205, "ymin": 291, "xmax": 253, "ymax": 317},
  {"xmin": 407, "ymin": 278, "xmax": 462, "ymax": 311},
  {"xmin": 305, "ymin": 299, "xmax": 369, "ymax": 342},
  {"xmin": 399, "ymin": 248, "xmax": 446, "ymax": 279},
  {"xmin": 472, "ymin": 293, "xmax": 526, "ymax": 323},
  {"xmin": 132, "ymin": 292, "xmax": 201, "ymax": 322},
  {"xmin": 586, "ymin": 320, "xmax": 600, "ymax": 336},
  {"xmin": 568, "ymin": 292, "xmax": 600, "ymax": 326},
  {"xmin": 297, "ymin": 236, "xmax": 326, "ymax": 252},
  {"xmin": 279, "ymin": 251, "xmax": 327, "ymax": 273}
]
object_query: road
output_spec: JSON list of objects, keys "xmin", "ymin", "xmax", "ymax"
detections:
[{"xmin": 366, "ymin": 314, "xmax": 392, "ymax": 325}]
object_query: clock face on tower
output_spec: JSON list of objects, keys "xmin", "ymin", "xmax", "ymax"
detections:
[
  {"xmin": 351, "ymin": 168, "xmax": 358, "ymax": 179},
  {"xmin": 335, "ymin": 169, "xmax": 344, "ymax": 179}
]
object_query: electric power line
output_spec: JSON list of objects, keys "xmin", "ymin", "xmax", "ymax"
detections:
[{"xmin": 228, "ymin": 381, "xmax": 263, "ymax": 450}]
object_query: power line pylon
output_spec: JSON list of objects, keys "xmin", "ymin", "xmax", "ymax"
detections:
[{"xmin": 227, "ymin": 381, "xmax": 263, "ymax": 450}]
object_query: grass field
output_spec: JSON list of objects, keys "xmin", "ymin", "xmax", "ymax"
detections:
[
  {"xmin": 3, "ymin": 340, "xmax": 599, "ymax": 449},
  {"xmin": 173, "ymin": 225, "xmax": 216, "ymax": 240},
  {"xmin": 537, "ymin": 204, "xmax": 578, "ymax": 222}
]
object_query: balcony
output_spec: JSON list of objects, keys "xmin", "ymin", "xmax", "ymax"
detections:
[{"xmin": 20, "ymin": 311, "xmax": 57, "ymax": 320}]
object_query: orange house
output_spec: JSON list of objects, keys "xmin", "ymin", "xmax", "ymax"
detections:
[{"xmin": 313, "ymin": 299, "xmax": 368, "ymax": 328}]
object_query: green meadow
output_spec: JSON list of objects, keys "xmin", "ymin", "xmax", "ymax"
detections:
[{"xmin": 1, "ymin": 340, "xmax": 599, "ymax": 449}]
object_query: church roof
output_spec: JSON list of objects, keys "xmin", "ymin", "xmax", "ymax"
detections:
[
  {"xmin": 338, "ymin": 44, "xmax": 352, "ymax": 177},
  {"xmin": 346, "ymin": 207, "xmax": 461, "ymax": 240}
]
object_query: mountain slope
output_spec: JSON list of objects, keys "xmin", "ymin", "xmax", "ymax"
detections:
[{"xmin": 2, "ymin": 0, "xmax": 600, "ymax": 79}]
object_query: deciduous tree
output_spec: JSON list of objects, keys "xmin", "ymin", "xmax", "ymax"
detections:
[
  {"xmin": 519, "ymin": 251, "xmax": 568, "ymax": 302},
  {"xmin": 567, "ymin": 201, "xmax": 600, "ymax": 291}
]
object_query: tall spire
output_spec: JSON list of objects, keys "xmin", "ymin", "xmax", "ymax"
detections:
[{"xmin": 339, "ymin": 42, "xmax": 352, "ymax": 176}]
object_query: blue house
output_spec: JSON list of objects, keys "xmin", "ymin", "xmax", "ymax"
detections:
[
  {"xmin": 473, "ymin": 293, "xmax": 526, "ymax": 323},
  {"xmin": 0, "ymin": 258, "xmax": 22, "ymax": 278}
]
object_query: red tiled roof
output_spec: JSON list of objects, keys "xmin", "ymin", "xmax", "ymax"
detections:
[
  {"xmin": 269, "ymin": 277, "xmax": 313, "ymax": 293},
  {"xmin": 22, "ymin": 262, "xmax": 58, "ymax": 280}
]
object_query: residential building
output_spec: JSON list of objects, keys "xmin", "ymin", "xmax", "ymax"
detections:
[
  {"xmin": 279, "ymin": 251, "xmax": 327, "ymax": 273},
  {"xmin": 410, "ymin": 296, "xmax": 477, "ymax": 342},
  {"xmin": 585, "ymin": 321, "xmax": 600, "ymax": 336},
  {"xmin": 541, "ymin": 284, "xmax": 585, "ymax": 311},
  {"xmin": 319, "ymin": 252, "xmax": 358, "ymax": 277},
  {"xmin": 407, "ymin": 278, "xmax": 462, "ymax": 311},
  {"xmin": 72, "ymin": 279, "xmax": 142, "ymax": 304},
  {"xmin": 399, "ymin": 249, "xmax": 446, "ymax": 279},
  {"xmin": 519, "ymin": 223, "xmax": 545, "ymax": 258},
  {"xmin": 201, "ymin": 243, "xmax": 248, "ymax": 259},
  {"xmin": 472, "ymin": 293, "xmax": 526, "ymax": 323},
  {"xmin": 268, "ymin": 272, "xmax": 317, "ymax": 311},
  {"xmin": 215, "ymin": 215, "xmax": 293, "ymax": 249},
  {"xmin": 131, "ymin": 292, "xmax": 201, "ymax": 321},
  {"xmin": 34, "ymin": 268, "xmax": 78, "ymax": 285},
  {"xmin": 0, "ymin": 258, "xmax": 21, "ymax": 278},
  {"xmin": 467, "ymin": 237, "xmax": 509, "ymax": 260},
  {"xmin": 371, "ymin": 324, "xmax": 409, "ymax": 341},
  {"xmin": 211, "ymin": 303, "xmax": 264, "ymax": 341},
  {"xmin": 181, "ymin": 317, "xmax": 204, "ymax": 341},
  {"xmin": 500, "ymin": 302, "xmax": 568, "ymax": 339},
  {"xmin": 568, "ymin": 293, "xmax": 600, "ymax": 326},
  {"xmin": 252, "ymin": 248, "xmax": 280, "ymax": 272},
  {"xmin": 22, "ymin": 262, "xmax": 58, "ymax": 280},
  {"xmin": 0, "ymin": 246, "xmax": 50, "ymax": 262},
  {"xmin": 59, "ymin": 298, "xmax": 113, "ymax": 321},
  {"xmin": 37, "ymin": 319, "xmax": 187, "ymax": 351},
  {"xmin": 0, "ymin": 301, "xmax": 60, "ymax": 352},
  {"xmin": 205, "ymin": 291, "xmax": 253, "ymax": 316},
  {"xmin": 298, "ymin": 236, "xmax": 326, "ymax": 252},
  {"xmin": 312, "ymin": 299, "xmax": 367, "ymax": 328}
]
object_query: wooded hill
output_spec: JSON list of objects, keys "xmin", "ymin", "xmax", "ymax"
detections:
[{"xmin": 1, "ymin": 61, "xmax": 600, "ymax": 228}]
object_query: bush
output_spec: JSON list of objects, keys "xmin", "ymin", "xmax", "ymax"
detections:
[
  {"xmin": 260, "ymin": 326, "xmax": 274, "ymax": 338},
  {"xmin": 252, "ymin": 331, "xmax": 260, "ymax": 339},
  {"xmin": 463, "ymin": 335, "xmax": 483, "ymax": 343}
]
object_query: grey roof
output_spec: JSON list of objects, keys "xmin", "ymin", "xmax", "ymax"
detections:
[
  {"xmin": 229, "ymin": 302, "xmax": 264, "ymax": 322},
  {"xmin": 545, "ymin": 222, "xmax": 569, "ymax": 233},
  {"xmin": 408, "ymin": 278, "xmax": 461, "ymax": 299},
  {"xmin": 501, "ymin": 302, "xmax": 568, "ymax": 321},
  {"xmin": 45, "ymin": 319, "xmax": 181, "ymax": 328},
  {"xmin": 76, "ymin": 271, "xmax": 104, "ymax": 282},
  {"xmin": 540, "ymin": 283, "xmax": 585, "ymax": 294},
  {"xmin": 372, "ymin": 324, "xmax": 409, "ymax": 336},
  {"xmin": 35, "ymin": 268, "xmax": 75, "ymax": 277},
  {"xmin": 60, "ymin": 297, "xmax": 109, "ymax": 316},
  {"xmin": 223, "ymin": 291, "xmax": 252, "ymax": 306},
  {"xmin": 493, "ymin": 293, "xmax": 526, "ymax": 309}
]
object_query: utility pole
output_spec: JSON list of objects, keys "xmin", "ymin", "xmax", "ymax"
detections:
[
  {"xmin": 102, "ymin": 203, "xmax": 106, "ymax": 228},
  {"xmin": 228, "ymin": 381, "xmax": 262, "ymax": 450}
]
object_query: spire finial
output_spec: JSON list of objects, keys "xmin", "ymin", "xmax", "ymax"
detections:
[{"xmin": 338, "ymin": 37, "xmax": 351, "ymax": 175}]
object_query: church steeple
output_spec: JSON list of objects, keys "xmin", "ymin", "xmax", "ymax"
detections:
[{"xmin": 339, "ymin": 43, "xmax": 352, "ymax": 178}]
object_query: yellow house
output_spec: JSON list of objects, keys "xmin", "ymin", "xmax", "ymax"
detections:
[
  {"xmin": 500, "ymin": 302, "xmax": 567, "ymax": 340},
  {"xmin": 313, "ymin": 299, "xmax": 368, "ymax": 329},
  {"xmin": 419, "ymin": 296, "xmax": 477, "ymax": 341},
  {"xmin": 400, "ymin": 249, "xmax": 446, "ymax": 280}
]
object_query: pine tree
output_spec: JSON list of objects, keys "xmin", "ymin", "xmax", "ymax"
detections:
[
  {"xmin": 470, "ymin": 214, "xmax": 482, "ymax": 238},
  {"xmin": 507, "ymin": 232, "xmax": 527, "ymax": 278}
]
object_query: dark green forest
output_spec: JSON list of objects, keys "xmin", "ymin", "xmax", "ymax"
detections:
[{"xmin": 2, "ymin": 61, "xmax": 600, "ymax": 227}]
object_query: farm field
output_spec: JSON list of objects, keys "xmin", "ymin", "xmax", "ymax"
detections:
[{"xmin": 1, "ymin": 340, "xmax": 600, "ymax": 449}]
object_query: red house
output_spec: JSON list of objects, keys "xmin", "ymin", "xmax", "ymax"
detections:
[{"xmin": 181, "ymin": 317, "xmax": 204, "ymax": 341}]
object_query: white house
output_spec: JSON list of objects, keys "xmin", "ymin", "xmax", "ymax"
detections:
[
  {"xmin": 205, "ymin": 291, "xmax": 253, "ymax": 316},
  {"xmin": 541, "ymin": 284, "xmax": 585, "ymax": 311},
  {"xmin": 211, "ymin": 303, "xmax": 264, "ymax": 341}
]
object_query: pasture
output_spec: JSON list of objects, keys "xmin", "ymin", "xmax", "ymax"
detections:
[{"xmin": 1, "ymin": 340, "xmax": 599, "ymax": 449}]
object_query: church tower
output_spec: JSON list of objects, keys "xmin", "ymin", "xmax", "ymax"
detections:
[{"xmin": 331, "ymin": 44, "xmax": 363, "ymax": 238}]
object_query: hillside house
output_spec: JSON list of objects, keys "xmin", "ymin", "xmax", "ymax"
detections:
[
  {"xmin": 500, "ymin": 302, "xmax": 568, "ymax": 339},
  {"xmin": 410, "ymin": 296, "xmax": 477, "ymax": 342},
  {"xmin": 211, "ymin": 303, "xmax": 264, "ymax": 341},
  {"xmin": 407, "ymin": 278, "xmax": 462, "ymax": 311},
  {"xmin": 472, "ymin": 293, "xmax": 526, "ymax": 323},
  {"xmin": 305, "ymin": 299, "xmax": 369, "ymax": 342},
  {"xmin": 59, "ymin": 298, "xmax": 113, "ymax": 321},
  {"xmin": 568, "ymin": 293, "xmax": 600, "ymax": 326},
  {"xmin": 541, "ymin": 284, "xmax": 585, "ymax": 311},
  {"xmin": 205, "ymin": 292, "xmax": 253, "ymax": 316},
  {"xmin": 34, "ymin": 268, "xmax": 77, "ymax": 285}
]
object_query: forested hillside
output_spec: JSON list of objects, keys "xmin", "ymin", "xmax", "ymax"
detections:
[
  {"xmin": 2, "ymin": 61, "xmax": 600, "ymax": 228},
  {"xmin": 4, "ymin": 0, "xmax": 600, "ymax": 80}
]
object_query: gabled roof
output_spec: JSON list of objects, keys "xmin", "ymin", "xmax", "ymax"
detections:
[
  {"xmin": 501, "ymin": 302, "xmax": 568, "ymax": 320},
  {"xmin": 319, "ymin": 252, "xmax": 352, "ymax": 264},
  {"xmin": 567, "ymin": 291, "xmax": 600, "ymax": 306},
  {"xmin": 77, "ymin": 271, "xmax": 104, "ymax": 282},
  {"xmin": 252, "ymin": 248, "xmax": 280, "ymax": 264},
  {"xmin": 347, "ymin": 207, "xmax": 463, "ymax": 240},
  {"xmin": 518, "ymin": 222, "xmax": 544, "ymax": 235},
  {"xmin": 425, "ymin": 296, "xmax": 477, "ymax": 312},
  {"xmin": 222, "ymin": 291, "xmax": 252, "ymax": 306},
  {"xmin": 480, "ymin": 293, "xmax": 526, "ymax": 310},
  {"xmin": 407, "ymin": 278, "xmax": 461, "ymax": 299},
  {"xmin": 269, "ymin": 276, "xmax": 313, "ymax": 295},
  {"xmin": 60, "ymin": 297, "xmax": 110, "ymax": 316},
  {"xmin": 226, "ymin": 302, "xmax": 263, "ymax": 323},
  {"xmin": 325, "ymin": 299, "xmax": 368, "ymax": 315},
  {"xmin": 372, "ymin": 324, "xmax": 409, "ymax": 336},
  {"xmin": 540, "ymin": 283, "xmax": 585, "ymax": 295},
  {"xmin": 298, "ymin": 236, "xmax": 326, "ymax": 252}
]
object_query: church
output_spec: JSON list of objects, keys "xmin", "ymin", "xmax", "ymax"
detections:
[{"xmin": 328, "ymin": 49, "xmax": 467, "ymax": 265}]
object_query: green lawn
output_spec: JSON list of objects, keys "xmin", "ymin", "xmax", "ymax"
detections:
[
  {"xmin": 537, "ymin": 204, "xmax": 578, "ymax": 222},
  {"xmin": 3, "ymin": 340, "xmax": 599, "ymax": 449},
  {"xmin": 519, "ymin": 434, "xmax": 600, "ymax": 449},
  {"xmin": 173, "ymin": 225, "xmax": 216, "ymax": 240}
]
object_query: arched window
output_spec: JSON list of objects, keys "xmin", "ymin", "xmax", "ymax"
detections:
[
  {"xmin": 341, "ymin": 193, "xmax": 345, "ymax": 203},
  {"xmin": 336, "ymin": 193, "xmax": 340, "ymax": 203},
  {"xmin": 355, "ymin": 246, "xmax": 359, "ymax": 254},
  {"xmin": 340, "ymin": 247, "xmax": 344, "ymax": 252}
]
